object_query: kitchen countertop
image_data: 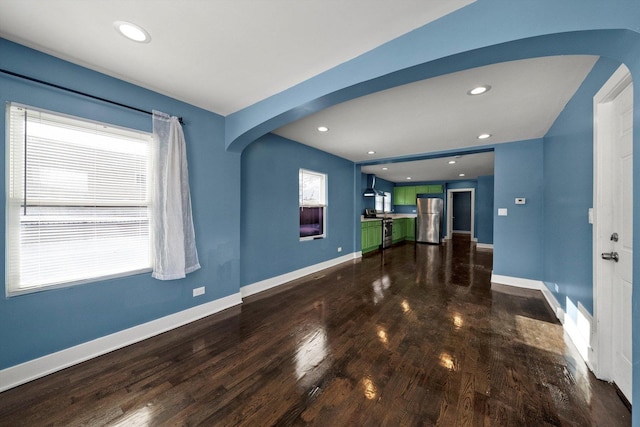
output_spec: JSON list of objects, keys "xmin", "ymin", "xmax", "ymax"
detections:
[{"xmin": 360, "ymin": 214, "xmax": 417, "ymax": 222}]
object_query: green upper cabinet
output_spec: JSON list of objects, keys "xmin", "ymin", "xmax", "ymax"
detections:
[
  {"xmin": 394, "ymin": 186, "xmax": 417, "ymax": 205},
  {"xmin": 415, "ymin": 185, "xmax": 429, "ymax": 195},
  {"xmin": 404, "ymin": 187, "xmax": 416, "ymax": 204},
  {"xmin": 428, "ymin": 184, "xmax": 443, "ymax": 194},
  {"xmin": 393, "ymin": 186, "xmax": 405, "ymax": 205},
  {"xmin": 416, "ymin": 184, "xmax": 443, "ymax": 194},
  {"xmin": 394, "ymin": 184, "xmax": 442, "ymax": 205}
]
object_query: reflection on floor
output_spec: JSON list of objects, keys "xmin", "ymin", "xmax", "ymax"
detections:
[{"xmin": 0, "ymin": 236, "xmax": 631, "ymax": 426}]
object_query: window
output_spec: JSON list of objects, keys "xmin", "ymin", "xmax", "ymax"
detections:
[
  {"xmin": 299, "ymin": 169, "xmax": 326, "ymax": 240},
  {"xmin": 6, "ymin": 103, "xmax": 153, "ymax": 295},
  {"xmin": 375, "ymin": 191, "xmax": 392, "ymax": 213}
]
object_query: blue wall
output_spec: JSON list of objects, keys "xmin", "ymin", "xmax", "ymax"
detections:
[
  {"xmin": 493, "ymin": 139, "xmax": 544, "ymax": 280},
  {"xmin": 476, "ymin": 176, "xmax": 494, "ymax": 245},
  {"xmin": 543, "ymin": 58, "xmax": 622, "ymax": 315},
  {"xmin": 241, "ymin": 133, "xmax": 356, "ymax": 286},
  {"xmin": 0, "ymin": 39, "xmax": 241, "ymax": 369},
  {"xmin": 360, "ymin": 174, "xmax": 394, "ymax": 213}
]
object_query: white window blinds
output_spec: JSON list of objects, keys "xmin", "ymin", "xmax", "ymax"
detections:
[
  {"xmin": 299, "ymin": 169, "xmax": 326, "ymax": 206},
  {"xmin": 6, "ymin": 103, "xmax": 153, "ymax": 295}
]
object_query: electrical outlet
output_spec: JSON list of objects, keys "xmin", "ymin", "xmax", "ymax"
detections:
[
  {"xmin": 193, "ymin": 286, "xmax": 205, "ymax": 297},
  {"xmin": 337, "ymin": 247, "xmax": 342, "ymax": 252}
]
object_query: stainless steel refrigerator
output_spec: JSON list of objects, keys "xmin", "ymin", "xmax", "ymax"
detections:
[{"xmin": 416, "ymin": 198, "xmax": 443, "ymax": 244}]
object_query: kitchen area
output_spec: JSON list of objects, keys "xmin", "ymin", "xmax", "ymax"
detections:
[{"xmin": 360, "ymin": 174, "xmax": 446, "ymax": 255}]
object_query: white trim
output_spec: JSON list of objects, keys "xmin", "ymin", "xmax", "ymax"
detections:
[
  {"xmin": 490, "ymin": 273, "xmax": 544, "ymax": 290},
  {"xmin": 446, "ymin": 188, "xmax": 475, "ymax": 241},
  {"xmin": 476, "ymin": 243, "xmax": 493, "ymax": 250},
  {"xmin": 240, "ymin": 252, "xmax": 360, "ymax": 298},
  {"xmin": 539, "ymin": 284, "xmax": 565, "ymax": 324},
  {"xmin": 0, "ymin": 292, "xmax": 243, "ymax": 393},
  {"xmin": 564, "ymin": 299, "xmax": 595, "ymax": 371}
]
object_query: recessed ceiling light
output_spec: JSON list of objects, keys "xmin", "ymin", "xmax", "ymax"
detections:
[
  {"xmin": 317, "ymin": 126, "xmax": 329, "ymax": 132},
  {"xmin": 459, "ymin": 173, "xmax": 466, "ymax": 177},
  {"xmin": 477, "ymin": 133, "xmax": 491, "ymax": 140},
  {"xmin": 406, "ymin": 177, "xmax": 412, "ymax": 180},
  {"xmin": 448, "ymin": 160, "xmax": 456, "ymax": 164},
  {"xmin": 114, "ymin": 21, "xmax": 151, "ymax": 43},
  {"xmin": 368, "ymin": 151, "xmax": 376, "ymax": 155},
  {"xmin": 467, "ymin": 85, "xmax": 491, "ymax": 96},
  {"xmin": 382, "ymin": 167, "xmax": 388, "ymax": 170}
]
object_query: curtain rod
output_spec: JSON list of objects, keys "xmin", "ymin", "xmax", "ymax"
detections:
[{"xmin": 0, "ymin": 68, "xmax": 184, "ymax": 125}]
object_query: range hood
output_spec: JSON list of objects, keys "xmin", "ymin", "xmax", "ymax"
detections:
[{"xmin": 363, "ymin": 174, "xmax": 382, "ymax": 197}]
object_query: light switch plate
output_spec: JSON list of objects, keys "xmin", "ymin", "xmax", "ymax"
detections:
[
  {"xmin": 588, "ymin": 208, "xmax": 594, "ymax": 224},
  {"xmin": 498, "ymin": 208, "xmax": 508, "ymax": 216}
]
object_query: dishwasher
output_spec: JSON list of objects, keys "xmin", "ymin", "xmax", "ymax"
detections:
[{"xmin": 382, "ymin": 218, "xmax": 393, "ymax": 249}]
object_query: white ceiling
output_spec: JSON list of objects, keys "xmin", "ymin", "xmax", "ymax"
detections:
[
  {"xmin": 0, "ymin": 1, "xmax": 599, "ymax": 184},
  {"xmin": 0, "ymin": 0, "xmax": 473, "ymax": 115},
  {"xmin": 275, "ymin": 55, "xmax": 599, "ymax": 182},
  {"xmin": 362, "ymin": 152, "xmax": 495, "ymax": 183}
]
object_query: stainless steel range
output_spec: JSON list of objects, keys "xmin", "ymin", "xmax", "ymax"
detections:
[{"xmin": 382, "ymin": 218, "xmax": 393, "ymax": 249}]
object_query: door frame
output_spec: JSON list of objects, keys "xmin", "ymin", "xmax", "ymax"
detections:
[
  {"xmin": 446, "ymin": 188, "xmax": 475, "ymax": 241},
  {"xmin": 592, "ymin": 64, "xmax": 632, "ymax": 381}
]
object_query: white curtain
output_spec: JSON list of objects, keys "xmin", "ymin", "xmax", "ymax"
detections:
[{"xmin": 152, "ymin": 111, "xmax": 200, "ymax": 280}]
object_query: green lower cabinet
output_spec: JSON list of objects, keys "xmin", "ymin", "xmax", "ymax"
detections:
[
  {"xmin": 392, "ymin": 218, "xmax": 416, "ymax": 243},
  {"xmin": 392, "ymin": 218, "xmax": 405, "ymax": 243},
  {"xmin": 361, "ymin": 221, "xmax": 382, "ymax": 254},
  {"xmin": 362, "ymin": 218, "xmax": 414, "ymax": 252},
  {"xmin": 405, "ymin": 218, "xmax": 416, "ymax": 241}
]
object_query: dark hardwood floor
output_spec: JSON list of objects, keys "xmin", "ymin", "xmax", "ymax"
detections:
[{"xmin": 0, "ymin": 236, "xmax": 631, "ymax": 426}]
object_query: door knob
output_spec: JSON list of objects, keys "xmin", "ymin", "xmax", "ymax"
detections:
[{"xmin": 601, "ymin": 251, "xmax": 619, "ymax": 262}]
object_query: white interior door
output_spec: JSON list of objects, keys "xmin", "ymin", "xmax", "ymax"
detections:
[
  {"xmin": 611, "ymin": 80, "xmax": 633, "ymax": 401},
  {"xmin": 594, "ymin": 65, "xmax": 633, "ymax": 403}
]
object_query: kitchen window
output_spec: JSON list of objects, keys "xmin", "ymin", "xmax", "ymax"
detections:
[
  {"xmin": 6, "ymin": 103, "xmax": 153, "ymax": 295},
  {"xmin": 375, "ymin": 191, "xmax": 392, "ymax": 213},
  {"xmin": 299, "ymin": 168, "xmax": 326, "ymax": 240}
]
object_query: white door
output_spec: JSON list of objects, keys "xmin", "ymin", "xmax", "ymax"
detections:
[
  {"xmin": 611, "ymin": 80, "xmax": 633, "ymax": 401},
  {"xmin": 594, "ymin": 65, "xmax": 633, "ymax": 403}
]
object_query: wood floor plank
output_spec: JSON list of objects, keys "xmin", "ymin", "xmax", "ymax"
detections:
[{"xmin": 0, "ymin": 236, "xmax": 632, "ymax": 426}]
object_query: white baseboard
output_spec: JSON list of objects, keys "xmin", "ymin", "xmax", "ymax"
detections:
[
  {"xmin": 476, "ymin": 243, "xmax": 493, "ymax": 250},
  {"xmin": 240, "ymin": 252, "xmax": 360, "ymax": 298},
  {"xmin": 490, "ymin": 273, "xmax": 544, "ymax": 290},
  {"xmin": 563, "ymin": 299, "xmax": 593, "ymax": 367},
  {"xmin": 0, "ymin": 292, "xmax": 242, "ymax": 393},
  {"xmin": 540, "ymin": 284, "xmax": 564, "ymax": 324}
]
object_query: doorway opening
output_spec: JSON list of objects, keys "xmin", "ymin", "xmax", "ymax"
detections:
[{"xmin": 446, "ymin": 188, "xmax": 475, "ymax": 241}]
